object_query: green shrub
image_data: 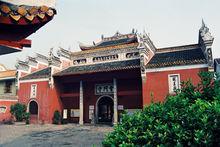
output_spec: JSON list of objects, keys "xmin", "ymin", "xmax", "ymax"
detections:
[
  {"xmin": 24, "ymin": 112, "xmax": 30, "ymax": 124},
  {"xmin": 10, "ymin": 103, "xmax": 27, "ymax": 122},
  {"xmin": 103, "ymin": 96, "xmax": 220, "ymax": 146},
  {"xmin": 103, "ymin": 72, "xmax": 220, "ymax": 146},
  {"xmin": 53, "ymin": 110, "xmax": 61, "ymax": 124}
]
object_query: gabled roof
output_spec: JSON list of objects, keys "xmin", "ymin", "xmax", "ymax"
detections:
[
  {"xmin": 54, "ymin": 59, "xmax": 140, "ymax": 76},
  {"xmin": 20, "ymin": 67, "xmax": 51, "ymax": 80},
  {"xmin": 79, "ymin": 32, "xmax": 138, "ymax": 51},
  {"xmin": 146, "ymin": 46, "xmax": 207, "ymax": 69},
  {"xmin": 73, "ymin": 43, "xmax": 138, "ymax": 56}
]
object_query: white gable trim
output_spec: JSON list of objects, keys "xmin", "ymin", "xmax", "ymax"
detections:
[
  {"xmin": 146, "ymin": 64, "xmax": 208, "ymax": 73},
  {"xmin": 19, "ymin": 78, "xmax": 49, "ymax": 83},
  {"xmin": 0, "ymin": 99, "xmax": 18, "ymax": 102}
]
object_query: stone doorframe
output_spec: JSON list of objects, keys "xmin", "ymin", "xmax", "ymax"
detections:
[
  {"xmin": 27, "ymin": 99, "xmax": 39, "ymax": 122},
  {"xmin": 95, "ymin": 95, "xmax": 114, "ymax": 124}
]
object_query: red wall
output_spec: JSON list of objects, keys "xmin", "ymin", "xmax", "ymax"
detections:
[
  {"xmin": 60, "ymin": 77, "xmax": 142, "ymax": 123},
  {"xmin": 18, "ymin": 80, "xmax": 62, "ymax": 123},
  {"xmin": 0, "ymin": 100, "xmax": 17, "ymax": 122},
  {"xmin": 142, "ymin": 67, "xmax": 208, "ymax": 106}
]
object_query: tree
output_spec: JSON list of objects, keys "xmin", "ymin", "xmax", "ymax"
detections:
[
  {"xmin": 103, "ymin": 72, "xmax": 220, "ymax": 146},
  {"xmin": 53, "ymin": 110, "xmax": 61, "ymax": 124},
  {"xmin": 10, "ymin": 103, "xmax": 27, "ymax": 122}
]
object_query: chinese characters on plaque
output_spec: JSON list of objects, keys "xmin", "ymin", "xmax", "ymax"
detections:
[
  {"xmin": 30, "ymin": 84, "xmax": 37, "ymax": 98},
  {"xmin": 95, "ymin": 83, "xmax": 114, "ymax": 95}
]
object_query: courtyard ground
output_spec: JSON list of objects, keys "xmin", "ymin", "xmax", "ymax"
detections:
[{"xmin": 0, "ymin": 123, "xmax": 113, "ymax": 147}]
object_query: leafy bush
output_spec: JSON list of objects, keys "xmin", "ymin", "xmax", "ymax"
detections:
[
  {"xmin": 24, "ymin": 112, "xmax": 30, "ymax": 124},
  {"xmin": 103, "ymin": 72, "xmax": 220, "ymax": 146},
  {"xmin": 10, "ymin": 103, "xmax": 27, "ymax": 122},
  {"xmin": 53, "ymin": 110, "xmax": 61, "ymax": 124}
]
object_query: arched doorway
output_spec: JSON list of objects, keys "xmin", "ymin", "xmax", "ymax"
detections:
[
  {"xmin": 29, "ymin": 101, "xmax": 38, "ymax": 115},
  {"xmin": 97, "ymin": 96, "xmax": 113, "ymax": 123}
]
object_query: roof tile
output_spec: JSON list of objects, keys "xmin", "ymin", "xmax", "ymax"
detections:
[
  {"xmin": 20, "ymin": 67, "xmax": 51, "ymax": 80},
  {"xmin": 55, "ymin": 59, "xmax": 140, "ymax": 76},
  {"xmin": 146, "ymin": 48, "xmax": 207, "ymax": 68}
]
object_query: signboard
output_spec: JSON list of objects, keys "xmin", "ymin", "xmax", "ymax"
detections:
[
  {"xmin": 70, "ymin": 109, "xmax": 80, "ymax": 117},
  {"xmin": 118, "ymin": 105, "xmax": 124, "ymax": 110},
  {"xmin": 89, "ymin": 105, "xmax": 94, "ymax": 110},
  {"xmin": 63, "ymin": 109, "xmax": 67, "ymax": 119},
  {"xmin": 30, "ymin": 84, "xmax": 37, "ymax": 98},
  {"xmin": 89, "ymin": 110, "xmax": 94, "ymax": 120},
  {"xmin": 95, "ymin": 83, "xmax": 114, "ymax": 95}
]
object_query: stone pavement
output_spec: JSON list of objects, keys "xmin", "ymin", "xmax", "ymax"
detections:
[{"xmin": 0, "ymin": 123, "xmax": 112, "ymax": 147}]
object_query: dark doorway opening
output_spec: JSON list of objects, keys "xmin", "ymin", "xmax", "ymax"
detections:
[
  {"xmin": 97, "ymin": 96, "xmax": 113, "ymax": 123},
  {"xmin": 29, "ymin": 101, "xmax": 38, "ymax": 115}
]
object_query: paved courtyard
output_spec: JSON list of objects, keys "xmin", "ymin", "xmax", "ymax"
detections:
[{"xmin": 0, "ymin": 123, "xmax": 113, "ymax": 147}]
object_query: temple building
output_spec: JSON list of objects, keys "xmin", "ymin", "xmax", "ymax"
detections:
[
  {"xmin": 0, "ymin": 64, "xmax": 17, "ymax": 122},
  {"xmin": 14, "ymin": 22, "xmax": 214, "ymax": 124},
  {"xmin": 0, "ymin": 0, "xmax": 56, "ymax": 55}
]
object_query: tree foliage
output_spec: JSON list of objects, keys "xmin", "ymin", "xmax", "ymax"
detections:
[
  {"xmin": 53, "ymin": 110, "xmax": 61, "ymax": 124},
  {"xmin": 103, "ymin": 72, "xmax": 220, "ymax": 146},
  {"xmin": 10, "ymin": 103, "xmax": 27, "ymax": 122}
]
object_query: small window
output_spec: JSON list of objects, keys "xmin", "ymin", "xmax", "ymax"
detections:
[
  {"xmin": 4, "ymin": 80, "xmax": 12, "ymax": 93},
  {"xmin": 0, "ymin": 106, "xmax": 7, "ymax": 113},
  {"xmin": 168, "ymin": 74, "xmax": 180, "ymax": 94},
  {"xmin": 30, "ymin": 84, "xmax": 37, "ymax": 98}
]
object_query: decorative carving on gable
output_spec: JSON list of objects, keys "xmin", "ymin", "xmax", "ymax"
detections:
[
  {"xmin": 199, "ymin": 20, "xmax": 214, "ymax": 42},
  {"xmin": 73, "ymin": 59, "xmax": 87, "ymax": 65},
  {"xmin": 0, "ymin": 64, "xmax": 7, "ymax": 71},
  {"xmin": 198, "ymin": 20, "xmax": 214, "ymax": 68},
  {"xmin": 126, "ymin": 52, "xmax": 140, "ymax": 59},
  {"xmin": 57, "ymin": 47, "xmax": 71, "ymax": 60},
  {"xmin": 137, "ymin": 31, "xmax": 157, "ymax": 83},
  {"xmin": 93, "ymin": 54, "xmax": 118, "ymax": 63}
]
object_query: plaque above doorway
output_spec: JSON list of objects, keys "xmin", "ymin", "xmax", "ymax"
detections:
[{"xmin": 95, "ymin": 83, "xmax": 114, "ymax": 95}]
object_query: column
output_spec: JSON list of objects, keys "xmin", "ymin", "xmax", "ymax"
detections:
[
  {"xmin": 113, "ymin": 78, "xmax": 118, "ymax": 124},
  {"xmin": 79, "ymin": 80, "xmax": 84, "ymax": 125}
]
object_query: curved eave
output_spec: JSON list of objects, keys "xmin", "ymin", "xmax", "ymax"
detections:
[
  {"xmin": 0, "ymin": 44, "xmax": 22, "ymax": 55},
  {"xmin": 1, "ymin": 0, "xmax": 56, "ymax": 8},
  {"xmin": 54, "ymin": 66, "xmax": 140, "ymax": 77},
  {"xmin": 0, "ymin": 1, "xmax": 56, "ymax": 25},
  {"xmin": 0, "ymin": 11, "xmax": 55, "ymax": 25}
]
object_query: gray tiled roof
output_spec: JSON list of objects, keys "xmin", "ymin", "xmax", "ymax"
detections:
[
  {"xmin": 20, "ymin": 67, "xmax": 51, "ymax": 80},
  {"xmin": 96, "ymin": 37, "xmax": 138, "ymax": 48},
  {"xmin": 146, "ymin": 48, "xmax": 207, "ymax": 68},
  {"xmin": 54, "ymin": 59, "xmax": 140, "ymax": 76}
]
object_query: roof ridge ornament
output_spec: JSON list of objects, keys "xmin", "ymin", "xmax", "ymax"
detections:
[
  {"xmin": 137, "ymin": 31, "xmax": 156, "ymax": 52},
  {"xmin": 198, "ymin": 20, "xmax": 214, "ymax": 70},
  {"xmin": 114, "ymin": 31, "xmax": 121, "ymax": 37},
  {"xmin": 48, "ymin": 48, "xmax": 53, "ymax": 65},
  {"xmin": 201, "ymin": 19, "xmax": 206, "ymax": 29},
  {"xmin": 199, "ymin": 19, "xmax": 214, "ymax": 42}
]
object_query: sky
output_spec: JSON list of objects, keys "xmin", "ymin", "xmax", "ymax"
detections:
[{"xmin": 0, "ymin": 0, "xmax": 220, "ymax": 69}]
